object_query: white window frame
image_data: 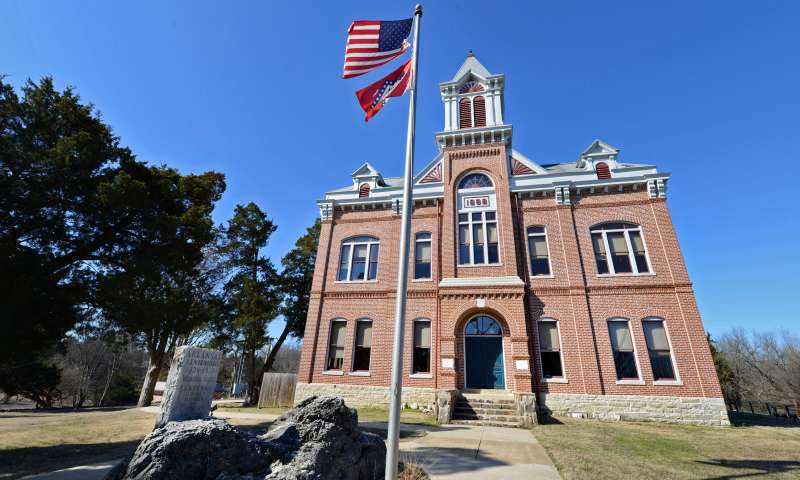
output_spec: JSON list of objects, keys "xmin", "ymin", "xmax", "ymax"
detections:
[
  {"xmin": 458, "ymin": 211, "xmax": 500, "ymax": 266},
  {"xmin": 642, "ymin": 317, "xmax": 682, "ymax": 386},
  {"xmin": 538, "ymin": 318, "xmax": 567, "ymax": 383},
  {"xmin": 590, "ymin": 223, "xmax": 653, "ymax": 276},
  {"xmin": 607, "ymin": 317, "xmax": 644, "ymax": 385},
  {"xmin": 527, "ymin": 226, "xmax": 553, "ymax": 278},
  {"xmin": 336, "ymin": 236, "xmax": 380, "ymax": 283},
  {"xmin": 350, "ymin": 318, "xmax": 372, "ymax": 375},
  {"xmin": 410, "ymin": 318, "xmax": 433, "ymax": 378},
  {"xmin": 413, "ymin": 232, "xmax": 433, "ymax": 281},
  {"xmin": 323, "ymin": 319, "xmax": 347, "ymax": 374}
]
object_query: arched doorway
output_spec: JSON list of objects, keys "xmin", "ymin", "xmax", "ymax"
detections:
[{"xmin": 464, "ymin": 315, "xmax": 506, "ymax": 389}]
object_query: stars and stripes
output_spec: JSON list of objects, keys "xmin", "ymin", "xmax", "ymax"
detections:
[
  {"xmin": 343, "ymin": 18, "xmax": 412, "ymax": 79},
  {"xmin": 355, "ymin": 59, "xmax": 412, "ymax": 121}
]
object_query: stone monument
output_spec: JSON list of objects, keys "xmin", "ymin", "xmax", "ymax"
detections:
[{"xmin": 155, "ymin": 346, "xmax": 222, "ymax": 428}]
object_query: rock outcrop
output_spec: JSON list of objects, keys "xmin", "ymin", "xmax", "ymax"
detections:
[{"xmin": 108, "ymin": 396, "xmax": 386, "ymax": 480}]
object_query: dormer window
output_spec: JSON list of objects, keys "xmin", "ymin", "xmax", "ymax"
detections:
[
  {"xmin": 359, "ymin": 183, "xmax": 370, "ymax": 197},
  {"xmin": 596, "ymin": 162, "xmax": 611, "ymax": 180}
]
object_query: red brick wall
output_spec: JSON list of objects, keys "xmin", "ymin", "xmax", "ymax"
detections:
[{"xmin": 297, "ymin": 147, "xmax": 723, "ymax": 402}]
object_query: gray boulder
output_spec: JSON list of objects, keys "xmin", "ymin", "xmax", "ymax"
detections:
[{"xmin": 108, "ymin": 396, "xmax": 385, "ymax": 480}]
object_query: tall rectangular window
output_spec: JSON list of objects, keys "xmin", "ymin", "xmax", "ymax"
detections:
[
  {"xmin": 608, "ymin": 320, "xmax": 639, "ymax": 380},
  {"xmin": 643, "ymin": 319, "xmax": 676, "ymax": 381},
  {"xmin": 326, "ymin": 321, "xmax": 347, "ymax": 371},
  {"xmin": 538, "ymin": 320, "xmax": 563, "ymax": 378},
  {"xmin": 414, "ymin": 233, "xmax": 432, "ymax": 279},
  {"xmin": 458, "ymin": 211, "xmax": 499, "ymax": 265},
  {"xmin": 527, "ymin": 226, "xmax": 551, "ymax": 276},
  {"xmin": 412, "ymin": 320, "xmax": 431, "ymax": 373},
  {"xmin": 352, "ymin": 321, "xmax": 372, "ymax": 371}
]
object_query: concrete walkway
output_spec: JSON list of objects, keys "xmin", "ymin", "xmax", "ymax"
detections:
[{"xmin": 25, "ymin": 412, "xmax": 559, "ymax": 480}]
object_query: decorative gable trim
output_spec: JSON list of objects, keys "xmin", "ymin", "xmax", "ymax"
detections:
[
  {"xmin": 419, "ymin": 162, "xmax": 442, "ymax": 183},
  {"xmin": 512, "ymin": 158, "xmax": 535, "ymax": 175}
]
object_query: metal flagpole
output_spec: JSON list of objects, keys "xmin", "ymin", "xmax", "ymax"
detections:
[{"xmin": 385, "ymin": 4, "xmax": 422, "ymax": 479}]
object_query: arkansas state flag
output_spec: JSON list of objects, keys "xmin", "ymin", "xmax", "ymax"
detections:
[{"xmin": 356, "ymin": 59, "xmax": 412, "ymax": 122}]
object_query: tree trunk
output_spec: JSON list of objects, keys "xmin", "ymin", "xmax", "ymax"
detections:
[
  {"xmin": 98, "ymin": 353, "xmax": 119, "ymax": 407},
  {"xmin": 257, "ymin": 321, "xmax": 292, "ymax": 389},
  {"xmin": 244, "ymin": 347, "xmax": 258, "ymax": 406},
  {"xmin": 137, "ymin": 348, "xmax": 165, "ymax": 407}
]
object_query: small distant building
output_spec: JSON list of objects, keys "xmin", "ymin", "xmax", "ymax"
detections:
[{"xmin": 296, "ymin": 53, "xmax": 728, "ymax": 426}]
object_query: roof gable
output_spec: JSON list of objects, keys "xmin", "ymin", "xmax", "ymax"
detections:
[{"xmin": 451, "ymin": 51, "xmax": 492, "ymax": 83}]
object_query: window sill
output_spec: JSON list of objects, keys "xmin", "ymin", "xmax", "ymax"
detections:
[
  {"xmin": 654, "ymin": 379, "xmax": 683, "ymax": 386},
  {"xmin": 616, "ymin": 379, "xmax": 645, "ymax": 385},
  {"xmin": 348, "ymin": 371, "xmax": 371, "ymax": 377},
  {"xmin": 410, "ymin": 373, "xmax": 432, "ymax": 379},
  {"xmin": 333, "ymin": 280, "xmax": 379, "ymax": 284},
  {"xmin": 322, "ymin": 370, "xmax": 344, "ymax": 376},
  {"xmin": 411, "ymin": 278, "xmax": 433, "ymax": 282},
  {"xmin": 596, "ymin": 272, "xmax": 655, "ymax": 278},
  {"xmin": 458, "ymin": 263, "xmax": 503, "ymax": 268},
  {"xmin": 530, "ymin": 275, "xmax": 555, "ymax": 280},
  {"xmin": 543, "ymin": 377, "xmax": 568, "ymax": 384}
]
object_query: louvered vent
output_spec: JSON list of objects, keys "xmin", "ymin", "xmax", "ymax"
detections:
[
  {"xmin": 459, "ymin": 98, "xmax": 472, "ymax": 129},
  {"xmin": 359, "ymin": 183, "xmax": 370, "ymax": 197},
  {"xmin": 473, "ymin": 96, "xmax": 486, "ymax": 127},
  {"xmin": 596, "ymin": 162, "xmax": 611, "ymax": 179}
]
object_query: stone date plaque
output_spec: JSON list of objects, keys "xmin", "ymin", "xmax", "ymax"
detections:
[{"xmin": 155, "ymin": 346, "xmax": 222, "ymax": 428}]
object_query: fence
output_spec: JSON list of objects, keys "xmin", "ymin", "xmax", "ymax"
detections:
[
  {"xmin": 727, "ymin": 399, "xmax": 799, "ymax": 422},
  {"xmin": 257, "ymin": 373, "xmax": 297, "ymax": 408}
]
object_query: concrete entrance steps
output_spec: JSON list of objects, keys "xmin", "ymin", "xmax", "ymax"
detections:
[{"xmin": 452, "ymin": 390, "xmax": 522, "ymax": 427}]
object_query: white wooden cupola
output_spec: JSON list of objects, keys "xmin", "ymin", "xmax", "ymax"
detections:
[
  {"xmin": 436, "ymin": 52, "xmax": 511, "ymax": 148},
  {"xmin": 350, "ymin": 162, "xmax": 384, "ymax": 196},
  {"xmin": 576, "ymin": 140, "xmax": 620, "ymax": 179}
]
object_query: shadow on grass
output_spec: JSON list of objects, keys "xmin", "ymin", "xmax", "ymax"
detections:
[
  {"xmin": 728, "ymin": 412, "xmax": 800, "ymax": 428},
  {"xmin": 0, "ymin": 440, "xmax": 138, "ymax": 478},
  {"xmin": 696, "ymin": 459, "xmax": 800, "ymax": 479}
]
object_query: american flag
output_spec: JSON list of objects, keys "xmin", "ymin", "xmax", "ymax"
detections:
[{"xmin": 343, "ymin": 18, "xmax": 412, "ymax": 79}]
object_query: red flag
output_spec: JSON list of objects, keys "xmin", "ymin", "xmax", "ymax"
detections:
[{"xmin": 355, "ymin": 59, "xmax": 413, "ymax": 122}]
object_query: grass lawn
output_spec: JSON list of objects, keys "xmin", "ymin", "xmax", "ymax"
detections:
[
  {"xmin": 0, "ymin": 408, "xmax": 271, "ymax": 479},
  {"xmin": 532, "ymin": 416, "xmax": 800, "ymax": 479}
]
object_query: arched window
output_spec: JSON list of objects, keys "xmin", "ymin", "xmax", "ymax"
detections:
[
  {"xmin": 359, "ymin": 183, "xmax": 370, "ymax": 197},
  {"xmin": 337, "ymin": 236, "xmax": 380, "ymax": 281},
  {"xmin": 459, "ymin": 98, "xmax": 472, "ymax": 129},
  {"xmin": 457, "ymin": 173, "xmax": 498, "ymax": 265},
  {"xmin": 465, "ymin": 315, "xmax": 502, "ymax": 335},
  {"xmin": 473, "ymin": 96, "xmax": 486, "ymax": 127},
  {"xmin": 414, "ymin": 232, "xmax": 432, "ymax": 279},
  {"xmin": 595, "ymin": 162, "xmax": 611, "ymax": 179},
  {"xmin": 526, "ymin": 226, "xmax": 551, "ymax": 276},
  {"xmin": 590, "ymin": 223, "xmax": 651, "ymax": 275},
  {"xmin": 458, "ymin": 173, "xmax": 493, "ymax": 189}
]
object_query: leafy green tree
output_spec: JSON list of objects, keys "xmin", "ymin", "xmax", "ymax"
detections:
[
  {"xmin": 218, "ymin": 202, "xmax": 280, "ymax": 405},
  {"xmin": 95, "ymin": 164, "xmax": 225, "ymax": 407},
  {"xmin": 258, "ymin": 220, "xmax": 320, "ymax": 381},
  {"xmin": 0, "ymin": 77, "xmax": 143, "ymax": 404}
]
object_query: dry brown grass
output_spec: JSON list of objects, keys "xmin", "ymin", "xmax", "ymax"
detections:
[
  {"xmin": 532, "ymin": 416, "xmax": 800, "ymax": 479},
  {"xmin": 0, "ymin": 408, "xmax": 272, "ymax": 479}
]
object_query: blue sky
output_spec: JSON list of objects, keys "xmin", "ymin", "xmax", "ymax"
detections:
[{"xmin": 4, "ymin": 1, "xmax": 799, "ymax": 337}]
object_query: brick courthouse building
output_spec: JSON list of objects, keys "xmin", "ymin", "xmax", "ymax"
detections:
[{"xmin": 296, "ymin": 54, "xmax": 729, "ymax": 426}]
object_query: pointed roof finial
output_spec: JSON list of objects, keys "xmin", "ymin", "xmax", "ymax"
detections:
[{"xmin": 467, "ymin": 50, "xmax": 474, "ymax": 57}]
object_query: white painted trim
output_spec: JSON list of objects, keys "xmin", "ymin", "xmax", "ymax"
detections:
[
  {"xmin": 323, "ymin": 319, "xmax": 347, "ymax": 373},
  {"xmin": 537, "ymin": 318, "xmax": 567, "ymax": 383},
  {"xmin": 439, "ymin": 276, "xmax": 524, "ymax": 287},
  {"xmin": 526, "ymin": 226, "xmax": 553, "ymax": 277},
  {"xmin": 642, "ymin": 316, "xmax": 682, "ymax": 384},
  {"xmin": 411, "ymin": 318, "xmax": 432, "ymax": 375},
  {"xmin": 348, "ymin": 371, "xmax": 371, "ymax": 377},
  {"xmin": 607, "ymin": 317, "xmax": 643, "ymax": 382},
  {"xmin": 322, "ymin": 370, "xmax": 344, "ymax": 376},
  {"xmin": 590, "ymin": 224, "xmax": 654, "ymax": 276},
  {"xmin": 410, "ymin": 373, "xmax": 432, "ymax": 379},
  {"xmin": 350, "ymin": 318, "xmax": 373, "ymax": 374}
]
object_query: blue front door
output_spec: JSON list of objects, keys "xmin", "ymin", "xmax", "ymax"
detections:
[{"xmin": 465, "ymin": 336, "xmax": 505, "ymax": 389}]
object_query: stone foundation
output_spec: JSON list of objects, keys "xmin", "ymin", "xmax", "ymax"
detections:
[
  {"xmin": 294, "ymin": 382, "xmax": 437, "ymax": 409},
  {"xmin": 540, "ymin": 393, "xmax": 730, "ymax": 426}
]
